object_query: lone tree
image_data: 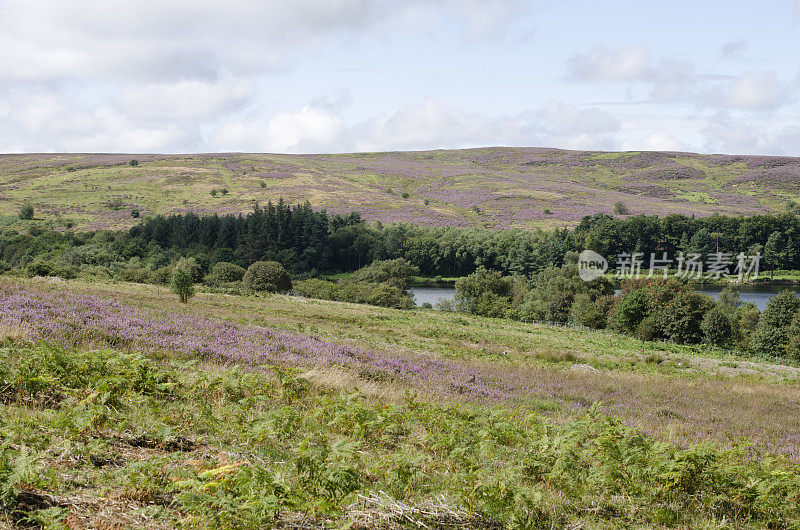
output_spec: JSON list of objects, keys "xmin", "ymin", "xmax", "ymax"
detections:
[
  {"xmin": 170, "ymin": 268, "xmax": 195, "ymax": 303},
  {"xmin": 129, "ymin": 159, "xmax": 139, "ymax": 167},
  {"xmin": 242, "ymin": 261, "xmax": 292, "ymax": 293},
  {"xmin": 18, "ymin": 204, "xmax": 34, "ymax": 220}
]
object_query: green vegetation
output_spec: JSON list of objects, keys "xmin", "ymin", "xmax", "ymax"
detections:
[
  {"xmin": 242, "ymin": 261, "xmax": 292, "ymax": 293},
  {"xmin": 208, "ymin": 261, "xmax": 246, "ymax": 285},
  {"xmin": 450, "ymin": 265, "xmax": 800, "ymax": 361},
  {"xmin": 17, "ymin": 204, "xmax": 33, "ymax": 221},
  {"xmin": 170, "ymin": 268, "xmax": 195, "ymax": 303},
  {"xmin": 4, "ymin": 149, "xmax": 799, "ymax": 232},
  {"xmin": 293, "ymin": 259, "xmax": 416, "ymax": 309},
  {"xmin": 2, "ymin": 338, "xmax": 800, "ymax": 527}
]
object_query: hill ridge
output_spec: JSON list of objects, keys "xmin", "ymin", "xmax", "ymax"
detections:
[{"xmin": 2, "ymin": 147, "xmax": 798, "ymax": 230}]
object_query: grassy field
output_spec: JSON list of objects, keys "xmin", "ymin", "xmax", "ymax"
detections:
[
  {"xmin": 3, "ymin": 278, "xmax": 800, "ymax": 526},
  {"xmin": 2, "ymin": 148, "xmax": 800, "ymax": 231},
  {"xmin": 5, "ymin": 277, "xmax": 800, "ymax": 451}
]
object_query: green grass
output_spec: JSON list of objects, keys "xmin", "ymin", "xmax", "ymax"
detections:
[
  {"xmin": 8, "ymin": 277, "xmax": 800, "ymax": 460},
  {"xmin": 4, "ymin": 277, "xmax": 800, "ymax": 526},
  {"xmin": 2, "ymin": 340, "xmax": 800, "ymax": 528}
]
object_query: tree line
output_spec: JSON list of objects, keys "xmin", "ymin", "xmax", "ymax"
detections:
[
  {"xmin": 575, "ymin": 212, "xmax": 800, "ymax": 271},
  {"xmin": 3, "ymin": 202, "xmax": 800, "ymax": 282}
]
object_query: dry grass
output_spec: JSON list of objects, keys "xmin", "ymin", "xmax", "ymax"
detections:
[{"xmin": 348, "ymin": 491, "xmax": 502, "ymax": 529}]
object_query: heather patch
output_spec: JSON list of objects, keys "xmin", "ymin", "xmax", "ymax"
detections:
[{"xmin": 2, "ymin": 148, "xmax": 796, "ymax": 230}]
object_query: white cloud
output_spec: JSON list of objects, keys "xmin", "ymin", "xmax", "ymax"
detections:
[
  {"xmin": 536, "ymin": 100, "xmax": 619, "ymax": 135},
  {"xmin": 568, "ymin": 45, "xmax": 793, "ymax": 112},
  {"xmin": 207, "ymin": 98, "xmax": 620, "ymax": 154},
  {"xmin": 701, "ymin": 111, "xmax": 800, "ymax": 155},
  {"xmin": 211, "ymin": 106, "xmax": 345, "ymax": 153},
  {"xmin": 722, "ymin": 71, "xmax": 791, "ymax": 111},
  {"xmin": 0, "ymin": 88, "xmax": 197, "ymax": 152},
  {"xmin": 567, "ymin": 46, "xmax": 653, "ymax": 83},
  {"xmin": 116, "ymin": 78, "xmax": 253, "ymax": 121},
  {"xmin": 637, "ymin": 132, "xmax": 691, "ymax": 152},
  {"xmin": 0, "ymin": 0, "xmax": 528, "ymax": 85}
]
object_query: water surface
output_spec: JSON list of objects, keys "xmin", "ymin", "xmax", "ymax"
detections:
[{"xmin": 411, "ymin": 285, "xmax": 800, "ymax": 311}]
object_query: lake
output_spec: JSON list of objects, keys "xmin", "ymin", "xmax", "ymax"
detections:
[
  {"xmin": 410, "ymin": 285, "xmax": 800, "ymax": 310},
  {"xmin": 410, "ymin": 287, "xmax": 456, "ymax": 307}
]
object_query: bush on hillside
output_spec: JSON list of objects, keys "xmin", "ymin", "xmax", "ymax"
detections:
[
  {"xmin": 659, "ymin": 291, "xmax": 713, "ymax": 344},
  {"xmin": 243, "ymin": 261, "xmax": 292, "ymax": 293},
  {"xmin": 455, "ymin": 268, "xmax": 512, "ymax": 317},
  {"xmin": 614, "ymin": 289, "xmax": 649, "ymax": 334},
  {"xmin": 292, "ymin": 278, "xmax": 339, "ymax": 300},
  {"xmin": 208, "ymin": 262, "xmax": 246, "ymax": 284},
  {"xmin": 568, "ymin": 292, "xmax": 605, "ymax": 328},
  {"xmin": 170, "ymin": 268, "xmax": 195, "ymax": 303},
  {"xmin": 785, "ymin": 312, "xmax": 800, "ymax": 361},
  {"xmin": 18, "ymin": 204, "xmax": 34, "ymax": 220},
  {"xmin": 751, "ymin": 290, "xmax": 800, "ymax": 356},
  {"xmin": 349, "ymin": 258, "xmax": 419, "ymax": 290},
  {"xmin": 701, "ymin": 306, "xmax": 734, "ymax": 347},
  {"xmin": 176, "ymin": 257, "xmax": 204, "ymax": 284}
]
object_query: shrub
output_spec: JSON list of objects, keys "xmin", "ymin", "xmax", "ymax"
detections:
[
  {"xmin": 701, "ymin": 306, "xmax": 734, "ymax": 347},
  {"xmin": 401, "ymin": 192, "xmax": 410, "ymax": 199},
  {"xmin": 613, "ymin": 201, "xmax": 629, "ymax": 215},
  {"xmin": 786, "ymin": 312, "xmax": 800, "ymax": 361},
  {"xmin": 752, "ymin": 291, "xmax": 800, "ymax": 357},
  {"xmin": 130, "ymin": 209, "xmax": 140, "ymax": 218},
  {"xmin": 25, "ymin": 259, "xmax": 76, "ymax": 280},
  {"xmin": 545, "ymin": 290, "xmax": 573, "ymax": 322},
  {"xmin": 735, "ymin": 303, "xmax": 760, "ymax": 350},
  {"xmin": 569, "ymin": 293, "xmax": 604, "ymax": 328},
  {"xmin": 243, "ymin": 261, "xmax": 292, "ymax": 293},
  {"xmin": 116, "ymin": 267, "xmax": 151, "ymax": 283},
  {"xmin": 349, "ymin": 259, "xmax": 419, "ymax": 290},
  {"xmin": 455, "ymin": 269, "xmax": 512, "ymax": 316},
  {"xmin": 292, "ymin": 278, "xmax": 338, "ymax": 300},
  {"xmin": 718, "ymin": 286, "xmax": 741, "ymax": 310},
  {"xmin": 660, "ymin": 292, "xmax": 713, "ymax": 344},
  {"xmin": 129, "ymin": 159, "xmax": 139, "ymax": 167},
  {"xmin": 220, "ymin": 188, "xmax": 229, "ymax": 195},
  {"xmin": 543, "ymin": 208, "xmax": 552, "ymax": 215},
  {"xmin": 367, "ymin": 284, "xmax": 414, "ymax": 309},
  {"xmin": 175, "ymin": 257, "xmax": 204, "ymax": 284},
  {"xmin": 150, "ymin": 266, "xmax": 172, "ymax": 285},
  {"xmin": 25, "ymin": 259, "xmax": 54, "ymax": 278},
  {"xmin": 614, "ymin": 289, "xmax": 649, "ymax": 334},
  {"xmin": 170, "ymin": 268, "xmax": 195, "ymax": 303},
  {"xmin": 210, "ymin": 189, "xmax": 218, "ymax": 197},
  {"xmin": 106, "ymin": 197, "xmax": 125, "ymax": 210},
  {"xmin": 635, "ymin": 315, "xmax": 659, "ymax": 341},
  {"xmin": 18, "ymin": 204, "xmax": 34, "ymax": 220},
  {"xmin": 209, "ymin": 262, "xmax": 246, "ymax": 284}
]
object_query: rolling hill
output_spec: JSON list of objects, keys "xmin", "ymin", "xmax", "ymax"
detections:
[{"xmin": 2, "ymin": 147, "xmax": 799, "ymax": 230}]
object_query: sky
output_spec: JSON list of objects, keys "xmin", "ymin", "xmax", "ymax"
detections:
[{"xmin": 1, "ymin": 0, "xmax": 799, "ymax": 155}]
